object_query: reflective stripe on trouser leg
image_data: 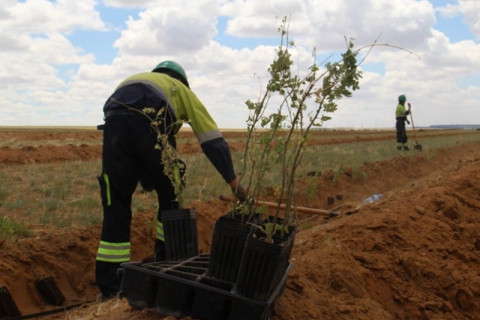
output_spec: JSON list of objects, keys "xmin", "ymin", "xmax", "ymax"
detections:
[
  {"xmin": 103, "ymin": 173, "xmax": 112, "ymax": 206},
  {"xmin": 156, "ymin": 221, "xmax": 164, "ymax": 242},
  {"xmin": 96, "ymin": 241, "xmax": 131, "ymax": 263},
  {"xmin": 155, "ymin": 220, "xmax": 166, "ymax": 261}
]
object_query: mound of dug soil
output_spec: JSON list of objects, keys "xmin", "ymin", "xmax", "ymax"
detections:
[
  {"xmin": 1, "ymin": 140, "xmax": 479, "ymax": 320},
  {"xmin": 285, "ymin": 149, "xmax": 480, "ymax": 320}
]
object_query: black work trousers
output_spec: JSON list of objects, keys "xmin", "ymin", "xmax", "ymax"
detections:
[
  {"xmin": 396, "ymin": 119, "xmax": 408, "ymax": 144},
  {"xmin": 96, "ymin": 113, "xmax": 178, "ymax": 297}
]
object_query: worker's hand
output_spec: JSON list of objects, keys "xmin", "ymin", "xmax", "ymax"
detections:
[
  {"xmin": 231, "ymin": 184, "xmax": 248, "ymax": 202},
  {"xmin": 407, "ymin": 103, "xmax": 411, "ymax": 110},
  {"xmin": 406, "ymin": 119, "xmax": 410, "ymax": 125}
]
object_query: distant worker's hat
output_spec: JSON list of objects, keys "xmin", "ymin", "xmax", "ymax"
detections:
[{"xmin": 398, "ymin": 94, "xmax": 406, "ymax": 102}]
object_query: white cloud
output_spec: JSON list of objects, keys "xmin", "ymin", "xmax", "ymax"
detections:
[
  {"xmin": 220, "ymin": 0, "xmax": 436, "ymax": 51},
  {"xmin": 2, "ymin": 0, "xmax": 106, "ymax": 34},
  {"xmin": 458, "ymin": 0, "xmax": 480, "ymax": 37},
  {"xmin": 0, "ymin": 0, "xmax": 107, "ymax": 125},
  {"xmin": 0, "ymin": 0, "xmax": 479, "ymax": 128},
  {"xmin": 190, "ymin": 43, "xmax": 279, "ymax": 128},
  {"xmin": 437, "ymin": 0, "xmax": 480, "ymax": 38},
  {"xmin": 0, "ymin": 0, "xmax": 104, "ymax": 87},
  {"xmin": 113, "ymin": 1, "xmax": 219, "ymax": 56},
  {"xmin": 102, "ymin": 0, "xmax": 159, "ymax": 9},
  {"xmin": 220, "ymin": 0, "xmax": 303, "ymax": 38}
]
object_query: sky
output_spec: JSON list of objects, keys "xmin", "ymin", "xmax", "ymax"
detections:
[{"xmin": 0, "ymin": 0, "xmax": 479, "ymax": 129}]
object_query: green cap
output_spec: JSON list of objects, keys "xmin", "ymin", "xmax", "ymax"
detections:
[
  {"xmin": 398, "ymin": 94, "xmax": 406, "ymax": 102},
  {"xmin": 152, "ymin": 60, "xmax": 189, "ymax": 87}
]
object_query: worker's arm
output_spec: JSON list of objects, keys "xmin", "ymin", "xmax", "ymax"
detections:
[
  {"xmin": 200, "ymin": 137, "xmax": 236, "ymax": 183},
  {"xmin": 200, "ymin": 137, "xmax": 247, "ymax": 201}
]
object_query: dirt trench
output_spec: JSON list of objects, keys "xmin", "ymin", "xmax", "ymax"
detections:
[{"xmin": 0, "ymin": 130, "xmax": 479, "ymax": 320}]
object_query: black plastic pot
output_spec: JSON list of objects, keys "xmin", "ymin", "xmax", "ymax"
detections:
[
  {"xmin": 120, "ymin": 256, "xmax": 209, "ymax": 312},
  {"xmin": 207, "ymin": 212, "xmax": 260, "ymax": 283},
  {"xmin": 191, "ymin": 264, "xmax": 291, "ymax": 320},
  {"xmin": 161, "ymin": 208, "xmax": 198, "ymax": 261},
  {"xmin": 119, "ymin": 262, "xmax": 158, "ymax": 308},
  {"xmin": 153, "ymin": 257, "xmax": 208, "ymax": 317},
  {"xmin": 235, "ymin": 218, "xmax": 296, "ymax": 301}
]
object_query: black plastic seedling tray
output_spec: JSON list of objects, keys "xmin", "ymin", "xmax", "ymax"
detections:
[{"xmin": 120, "ymin": 255, "xmax": 291, "ymax": 320}]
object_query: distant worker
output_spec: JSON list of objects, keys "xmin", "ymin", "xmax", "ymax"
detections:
[
  {"xmin": 96, "ymin": 60, "xmax": 247, "ymax": 299},
  {"xmin": 395, "ymin": 94, "xmax": 411, "ymax": 151}
]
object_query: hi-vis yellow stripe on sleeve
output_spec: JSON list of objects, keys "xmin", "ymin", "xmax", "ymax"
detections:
[
  {"xmin": 156, "ymin": 221, "xmax": 164, "ymax": 242},
  {"xmin": 96, "ymin": 241, "xmax": 130, "ymax": 263}
]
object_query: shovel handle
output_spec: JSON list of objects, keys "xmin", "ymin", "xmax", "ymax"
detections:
[{"xmin": 219, "ymin": 195, "xmax": 339, "ymax": 217}]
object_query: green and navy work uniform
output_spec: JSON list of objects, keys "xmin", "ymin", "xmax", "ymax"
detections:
[
  {"xmin": 96, "ymin": 72, "xmax": 236, "ymax": 297},
  {"xmin": 395, "ymin": 102, "xmax": 410, "ymax": 149}
]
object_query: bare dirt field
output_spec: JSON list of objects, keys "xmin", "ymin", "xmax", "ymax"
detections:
[{"xmin": 1, "ymin": 128, "xmax": 480, "ymax": 320}]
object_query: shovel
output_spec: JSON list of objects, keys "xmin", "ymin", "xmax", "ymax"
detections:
[
  {"xmin": 219, "ymin": 195, "xmax": 340, "ymax": 217},
  {"xmin": 409, "ymin": 107, "xmax": 422, "ymax": 151}
]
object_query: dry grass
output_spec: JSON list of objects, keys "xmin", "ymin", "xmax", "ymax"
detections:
[{"xmin": 1, "ymin": 127, "xmax": 479, "ymax": 239}]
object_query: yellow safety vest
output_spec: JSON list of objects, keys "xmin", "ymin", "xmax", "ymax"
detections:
[{"xmin": 116, "ymin": 72, "xmax": 222, "ymax": 145}]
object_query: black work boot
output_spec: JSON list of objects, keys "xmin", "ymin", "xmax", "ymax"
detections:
[
  {"xmin": 403, "ymin": 146, "xmax": 410, "ymax": 151},
  {"xmin": 397, "ymin": 146, "xmax": 402, "ymax": 151}
]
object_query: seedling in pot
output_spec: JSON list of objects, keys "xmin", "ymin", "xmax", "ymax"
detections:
[{"xmin": 236, "ymin": 16, "xmax": 362, "ymax": 242}]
